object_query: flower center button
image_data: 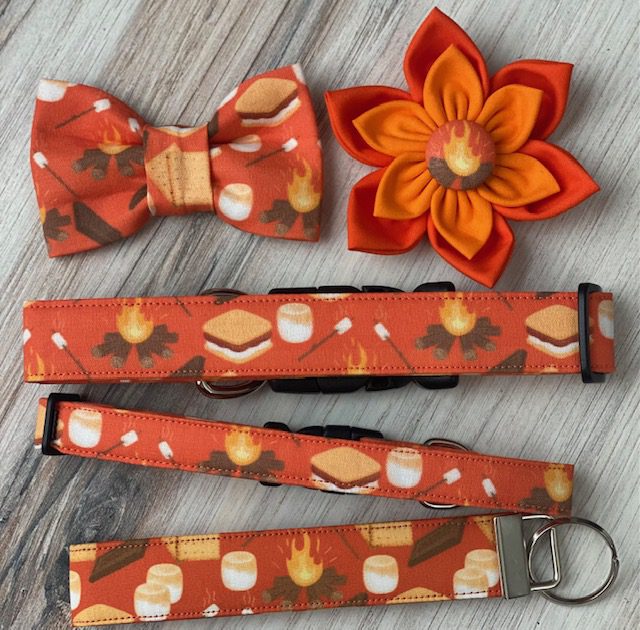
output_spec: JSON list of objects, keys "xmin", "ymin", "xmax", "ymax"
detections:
[{"xmin": 426, "ymin": 120, "xmax": 495, "ymax": 190}]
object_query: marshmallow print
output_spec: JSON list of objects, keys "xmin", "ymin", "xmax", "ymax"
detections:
[{"xmin": 217, "ymin": 183, "xmax": 253, "ymax": 221}]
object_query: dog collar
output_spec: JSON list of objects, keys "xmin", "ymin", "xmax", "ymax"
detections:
[
  {"xmin": 68, "ymin": 511, "xmax": 617, "ymax": 626},
  {"xmin": 23, "ymin": 283, "xmax": 614, "ymax": 394},
  {"xmin": 36, "ymin": 395, "xmax": 574, "ymax": 516}
]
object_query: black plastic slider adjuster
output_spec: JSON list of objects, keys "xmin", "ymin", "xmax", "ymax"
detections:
[
  {"xmin": 297, "ymin": 424, "xmax": 384, "ymax": 441},
  {"xmin": 578, "ymin": 283, "xmax": 606, "ymax": 383},
  {"xmin": 41, "ymin": 393, "xmax": 82, "ymax": 456}
]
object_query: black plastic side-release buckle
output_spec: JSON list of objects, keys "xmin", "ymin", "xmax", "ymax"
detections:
[
  {"xmin": 41, "ymin": 392, "xmax": 82, "ymax": 456},
  {"xmin": 259, "ymin": 422, "xmax": 384, "ymax": 486},
  {"xmin": 578, "ymin": 283, "xmax": 606, "ymax": 383}
]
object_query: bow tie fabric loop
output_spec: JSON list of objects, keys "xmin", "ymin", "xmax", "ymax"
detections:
[
  {"xmin": 143, "ymin": 124, "xmax": 213, "ymax": 217},
  {"xmin": 31, "ymin": 65, "xmax": 322, "ymax": 257}
]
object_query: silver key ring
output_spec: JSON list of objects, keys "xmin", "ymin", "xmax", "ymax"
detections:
[
  {"xmin": 528, "ymin": 516, "xmax": 619, "ymax": 605},
  {"xmin": 195, "ymin": 288, "xmax": 265, "ymax": 399}
]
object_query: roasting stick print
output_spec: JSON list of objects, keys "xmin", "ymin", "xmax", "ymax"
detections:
[
  {"xmin": 298, "ymin": 317, "xmax": 352, "ymax": 361},
  {"xmin": 51, "ymin": 332, "xmax": 90, "ymax": 376},
  {"xmin": 101, "ymin": 430, "xmax": 139, "ymax": 454},
  {"xmin": 33, "ymin": 152, "xmax": 79, "ymax": 197},
  {"xmin": 423, "ymin": 467, "xmax": 462, "ymax": 494},
  {"xmin": 246, "ymin": 137, "xmax": 298, "ymax": 167},
  {"xmin": 55, "ymin": 98, "xmax": 111, "ymax": 129},
  {"xmin": 374, "ymin": 323, "xmax": 414, "ymax": 372}
]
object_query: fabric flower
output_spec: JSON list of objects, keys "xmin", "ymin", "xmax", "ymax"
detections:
[{"xmin": 325, "ymin": 8, "xmax": 598, "ymax": 287}]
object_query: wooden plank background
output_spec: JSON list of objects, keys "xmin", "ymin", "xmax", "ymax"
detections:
[{"xmin": 0, "ymin": 0, "xmax": 638, "ymax": 628}]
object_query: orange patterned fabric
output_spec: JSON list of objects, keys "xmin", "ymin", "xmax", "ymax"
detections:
[
  {"xmin": 35, "ymin": 398, "xmax": 574, "ymax": 516},
  {"xmin": 69, "ymin": 514, "xmax": 504, "ymax": 625},
  {"xmin": 325, "ymin": 8, "xmax": 599, "ymax": 287},
  {"xmin": 23, "ymin": 289, "xmax": 614, "ymax": 382},
  {"xmin": 31, "ymin": 65, "xmax": 322, "ymax": 256}
]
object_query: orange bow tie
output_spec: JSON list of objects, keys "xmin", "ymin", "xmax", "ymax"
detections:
[{"xmin": 31, "ymin": 65, "xmax": 322, "ymax": 257}]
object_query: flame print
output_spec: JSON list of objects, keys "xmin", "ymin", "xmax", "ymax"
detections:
[
  {"xmin": 287, "ymin": 160, "xmax": 320, "ymax": 214},
  {"xmin": 224, "ymin": 428, "xmax": 263, "ymax": 467},
  {"xmin": 286, "ymin": 534, "xmax": 323, "ymax": 587},
  {"xmin": 440, "ymin": 298, "xmax": 477, "ymax": 337},
  {"xmin": 116, "ymin": 300, "xmax": 154, "ymax": 344},
  {"xmin": 345, "ymin": 341, "xmax": 368, "ymax": 374},
  {"xmin": 25, "ymin": 352, "xmax": 47, "ymax": 382},
  {"xmin": 261, "ymin": 159, "xmax": 321, "ymax": 239},
  {"xmin": 98, "ymin": 126, "xmax": 129, "ymax": 155},
  {"xmin": 544, "ymin": 465, "xmax": 573, "ymax": 503}
]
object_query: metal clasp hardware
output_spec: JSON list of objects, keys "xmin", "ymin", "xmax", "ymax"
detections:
[{"xmin": 494, "ymin": 514, "xmax": 619, "ymax": 605}]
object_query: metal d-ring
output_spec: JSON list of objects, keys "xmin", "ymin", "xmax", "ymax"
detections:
[
  {"xmin": 420, "ymin": 438, "xmax": 470, "ymax": 510},
  {"xmin": 195, "ymin": 288, "xmax": 265, "ymax": 399},
  {"xmin": 527, "ymin": 516, "xmax": 619, "ymax": 605}
]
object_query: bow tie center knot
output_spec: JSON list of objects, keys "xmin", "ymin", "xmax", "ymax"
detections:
[{"xmin": 143, "ymin": 124, "xmax": 213, "ymax": 217}]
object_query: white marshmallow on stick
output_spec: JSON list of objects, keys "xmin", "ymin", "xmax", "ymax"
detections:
[
  {"xmin": 298, "ymin": 317, "xmax": 352, "ymax": 361},
  {"xmin": 246, "ymin": 137, "xmax": 298, "ymax": 167},
  {"xmin": 102, "ymin": 430, "xmax": 139, "ymax": 454},
  {"xmin": 374, "ymin": 322, "xmax": 413, "ymax": 371},
  {"xmin": 55, "ymin": 98, "xmax": 112, "ymax": 129},
  {"xmin": 129, "ymin": 117, "xmax": 142, "ymax": 135},
  {"xmin": 423, "ymin": 467, "xmax": 462, "ymax": 494},
  {"xmin": 159, "ymin": 441, "xmax": 174, "ymax": 461},
  {"xmin": 33, "ymin": 152, "xmax": 79, "ymax": 196},
  {"xmin": 51, "ymin": 331, "xmax": 89, "ymax": 375},
  {"xmin": 482, "ymin": 478, "xmax": 497, "ymax": 497}
]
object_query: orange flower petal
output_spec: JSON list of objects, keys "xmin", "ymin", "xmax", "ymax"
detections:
[
  {"xmin": 423, "ymin": 46, "xmax": 485, "ymax": 126},
  {"xmin": 374, "ymin": 153, "xmax": 437, "ymax": 220},
  {"xmin": 430, "ymin": 187, "xmax": 493, "ymax": 259},
  {"xmin": 493, "ymin": 140, "xmax": 599, "ymax": 220},
  {"xmin": 353, "ymin": 101, "xmax": 436, "ymax": 157},
  {"xmin": 325, "ymin": 86, "xmax": 414, "ymax": 167},
  {"xmin": 427, "ymin": 212, "xmax": 514, "ymax": 287},
  {"xmin": 491, "ymin": 60, "xmax": 573, "ymax": 139},
  {"xmin": 476, "ymin": 85, "xmax": 543, "ymax": 153},
  {"xmin": 404, "ymin": 8, "xmax": 489, "ymax": 102},
  {"xmin": 348, "ymin": 169, "xmax": 428, "ymax": 254},
  {"xmin": 478, "ymin": 152, "xmax": 560, "ymax": 207}
]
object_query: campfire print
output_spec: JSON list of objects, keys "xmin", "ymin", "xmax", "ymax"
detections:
[
  {"xmin": 260, "ymin": 160, "xmax": 321, "ymax": 239},
  {"xmin": 415, "ymin": 296, "xmax": 500, "ymax": 360},
  {"xmin": 200, "ymin": 427, "xmax": 284, "ymax": 481},
  {"xmin": 73, "ymin": 126, "xmax": 143, "ymax": 179},
  {"xmin": 519, "ymin": 464, "xmax": 573, "ymax": 513},
  {"xmin": 262, "ymin": 533, "xmax": 346, "ymax": 606},
  {"xmin": 92, "ymin": 299, "xmax": 178, "ymax": 368}
]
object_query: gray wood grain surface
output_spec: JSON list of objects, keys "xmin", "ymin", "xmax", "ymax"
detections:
[{"xmin": 0, "ymin": 0, "xmax": 638, "ymax": 628}]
